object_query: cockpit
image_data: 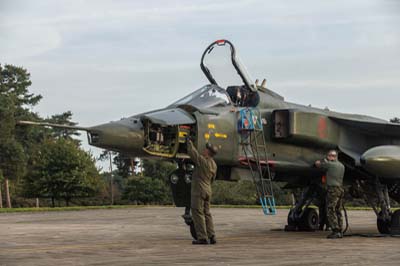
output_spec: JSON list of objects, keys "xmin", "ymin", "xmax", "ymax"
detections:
[
  {"xmin": 226, "ymin": 86, "xmax": 259, "ymax": 107},
  {"xmin": 141, "ymin": 39, "xmax": 262, "ymax": 159}
]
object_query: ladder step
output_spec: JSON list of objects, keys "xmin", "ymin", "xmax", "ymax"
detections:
[{"xmin": 260, "ymin": 197, "xmax": 277, "ymax": 215}]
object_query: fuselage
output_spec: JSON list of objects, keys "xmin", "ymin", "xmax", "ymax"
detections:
[{"xmin": 84, "ymin": 84, "xmax": 400, "ymax": 187}]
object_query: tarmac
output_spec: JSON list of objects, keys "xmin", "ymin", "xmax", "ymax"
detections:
[{"xmin": 0, "ymin": 207, "xmax": 399, "ymax": 266}]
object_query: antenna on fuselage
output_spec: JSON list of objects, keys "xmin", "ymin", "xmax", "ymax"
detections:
[{"xmin": 261, "ymin": 79, "xmax": 267, "ymax": 89}]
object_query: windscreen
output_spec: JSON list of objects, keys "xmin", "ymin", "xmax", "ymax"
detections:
[{"xmin": 170, "ymin": 85, "xmax": 231, "ymax": 108}]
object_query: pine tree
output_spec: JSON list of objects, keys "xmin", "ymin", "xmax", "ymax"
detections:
[{"xmin": 0, "ymin": 64, "xmax": 41, "ymax": 207}]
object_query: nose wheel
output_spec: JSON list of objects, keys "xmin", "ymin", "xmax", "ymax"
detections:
[{"xmin": 182, "ymin": 207, "xmax": 197, "ymax": 240}]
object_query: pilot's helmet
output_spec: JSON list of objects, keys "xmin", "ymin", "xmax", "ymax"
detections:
[{"xmin": 206, "ymin": 142, "xmax": 218, "ymax": 156}]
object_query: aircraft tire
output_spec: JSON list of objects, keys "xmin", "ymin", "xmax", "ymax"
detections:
[
  {"xmin": 390, "ymin": 210, "xmax": 400, "ymax": 235},
  {"xmin": 377, "ymin": 212, "xmax": 391, "ymax": 234},
  {"xmin": 298, "ymin": 208, "xmax": 319, "ymax": 231},
  {"xmin": 287, "ymin": 209, "xmax": 300, "ymax": 226}
]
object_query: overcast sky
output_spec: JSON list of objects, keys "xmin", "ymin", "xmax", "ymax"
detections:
[{"xmin": 1, "ymin": 0, "xmax": 400, "ymax": 168}]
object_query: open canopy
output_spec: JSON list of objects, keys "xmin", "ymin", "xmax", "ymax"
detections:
[{"xmin": 200, "ymin": 39, "xmax": 257, "ymax": 92}]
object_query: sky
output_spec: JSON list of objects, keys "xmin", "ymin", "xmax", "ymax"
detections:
[{"xmin": 1, "ymin": 0, "xmax": 400, "ymax": 169}]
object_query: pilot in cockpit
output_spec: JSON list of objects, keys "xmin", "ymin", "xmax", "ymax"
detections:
[
  {"xmin": 227, "ymin": 86, "xmax": 259, "ymax": 107},
  {"xmin": 227, "ymin": 86, "xmax": 244, "ymax": 106},
  {"xmin": 246, "ymin": 90, "xmax": 260, "ymax": 107}
]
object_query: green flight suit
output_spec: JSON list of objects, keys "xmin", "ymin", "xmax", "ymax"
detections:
[
  {"xmin": 187, "ymin": 140, "xmax": 217, "ymax": 240},
  {"xmin": 320, "ymin": 159, "xmax": 345, "ymax": 232}
]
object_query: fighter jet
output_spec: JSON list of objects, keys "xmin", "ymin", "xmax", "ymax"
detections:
[{"xmin": 19, "ymin": 39, "xmax": 400, "ymax": 237}]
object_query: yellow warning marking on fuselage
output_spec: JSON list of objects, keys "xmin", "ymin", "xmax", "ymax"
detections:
[
  {"xmin": 214, "ymin": 133, "xmax": 228, "ymax": 139},
  {"xmin": 208, "ymin": 123, "xmax": 216, "ymax": 129},
  {"xmin": 179, "ymin": 131, "xmax": 187, "ymax": 138},
  {"xmin": 204, "ymin": 133, "xmax": 210, "ymax": 139}
]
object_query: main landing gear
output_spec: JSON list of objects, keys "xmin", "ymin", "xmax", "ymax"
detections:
[
  {"xmin": 353, "ymin": 179, "xmax": 400, "ymax": 235},
  {"xmin": 285, "ymin": 185, "xmax": 322, "ymax": 231}
]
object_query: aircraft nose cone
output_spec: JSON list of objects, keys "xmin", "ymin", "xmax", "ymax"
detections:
[{"xmin": 87, "ymin": 117, "xmax": 145, "ymax": 154}]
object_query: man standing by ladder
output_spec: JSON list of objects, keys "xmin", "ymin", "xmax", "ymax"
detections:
[
  {"xmin": 187, "ymin": 138, "xmax": 218, "ymax": 245},
  {"xmin": 315, "ymin": 150, "xmax": 345, "ymax": 239}
]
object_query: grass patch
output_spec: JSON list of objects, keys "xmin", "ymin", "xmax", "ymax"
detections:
[{"xmin": 0, "ymin": 205, "xmax": 174, "ymax": 213}]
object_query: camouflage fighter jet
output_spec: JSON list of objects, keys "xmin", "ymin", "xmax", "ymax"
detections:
[{"xmin": 19, "ymin": 39, "xmax": 400, "ymax": 237}]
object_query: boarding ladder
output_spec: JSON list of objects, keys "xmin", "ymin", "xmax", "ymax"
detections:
[{"xmin": 238, "ymin": 108, "xmax": 276, "ymax": 215}]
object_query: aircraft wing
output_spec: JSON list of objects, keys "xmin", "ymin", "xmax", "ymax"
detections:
[
  {"xmin": 329, "ymin": 116, "xmax": 400, "ymax": 181},
  {"xmin": 330, "ymin": 116, "xmax": 400, "ymax": 137},
  {"xmin": 17, "ymin": 121, "xmax": 90, "ymax": 131}
]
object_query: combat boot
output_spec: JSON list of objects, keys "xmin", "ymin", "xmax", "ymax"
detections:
[
  {"xmin": 326, "ymin": 230, "xmax": 342, "ymax": 239},
  {"xmin": 192, "ymin": 239, "xmax": 208, "ymax": 245},
  {"xmin": 209, "ymin": 235, "xmax": 217, "ymax": 245}
]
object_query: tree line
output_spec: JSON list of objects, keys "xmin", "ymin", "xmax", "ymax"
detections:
[{"xmin": 0, "ymin": 64, "xmax": 108, "ymax": 207}]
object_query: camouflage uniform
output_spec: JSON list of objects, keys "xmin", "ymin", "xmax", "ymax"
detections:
[
  {"xmin": 187, "ymin": 140, "xmax": 217, "ymax": 241},
  {"xmin": 326, "ymin": 186, "xmax": 344, "ymax": 232},
  {"xmin": 319, "ymin": 159, "xmax": 345, "ymax": 233}
]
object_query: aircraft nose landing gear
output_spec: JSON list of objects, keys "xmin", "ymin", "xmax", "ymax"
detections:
[
  {"xmin": 169, "ymin": 162, "xmax": 198, "ymax": 239},
  {"xmin": 182, "ymin": 207, "xmax": 198, "ymax": 240}
]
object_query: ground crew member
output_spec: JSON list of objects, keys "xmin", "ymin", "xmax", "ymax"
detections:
[
  {"xmin": 317, "ymin": 182, "xmax": 328, "ymax": 231},
  {"xmin": 187, "ymin": 139, "xmax": 218, "ymax": 245},
  {"xmin": 315, "ymin": 150, "xmax": 345, "ymax": 239}
]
